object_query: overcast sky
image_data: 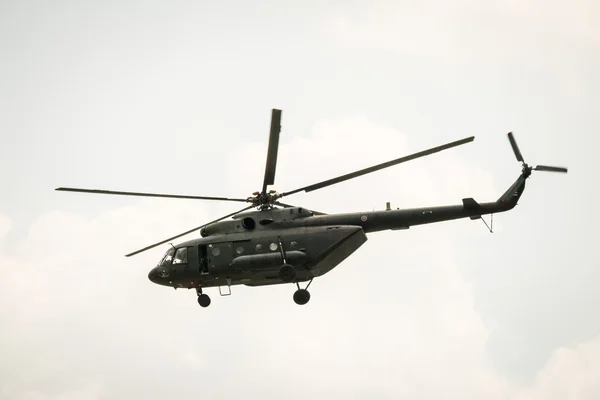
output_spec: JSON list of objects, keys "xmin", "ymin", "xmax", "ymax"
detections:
[{"xmin": 1, "ymin": 0, "xmax": 599, "ymax": 399}]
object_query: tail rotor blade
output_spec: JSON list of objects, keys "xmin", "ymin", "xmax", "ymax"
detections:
[
  {"xmin": 507, "ymin": 132, "xmax": 524, "ymax": 162},
  {"xmin": 534, "ymin": 165, "xmax": 568, "ymax": 173}
]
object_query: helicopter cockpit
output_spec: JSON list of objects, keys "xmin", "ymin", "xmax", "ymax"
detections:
[
  {"xmin": 157, "ymin": 247, "xmax": 188, "ymax": 266},
  {"xmin": 148, "ymin": 247, "xmax": 188, "ymax": 284}
]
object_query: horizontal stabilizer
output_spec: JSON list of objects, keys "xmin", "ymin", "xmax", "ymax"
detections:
[{"xmin": 462, "ymin": 197, "xmax": 480, "ymax": 211}]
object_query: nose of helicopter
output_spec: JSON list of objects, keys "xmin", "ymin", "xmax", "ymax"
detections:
[
  {"xmin": 148, "ymin": 268, "xmax": 158, "ymax": 283},
  {"xmin": 148, "ymin": 266, "xmax": 169, "ymax": 283}
]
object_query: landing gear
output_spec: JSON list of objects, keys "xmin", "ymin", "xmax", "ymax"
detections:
[
  {"xmin": 293, "ymin": 279, "xmax": 313, "ymax": 306},
  {"xmin": 277, "ymin": 237, "xmax": 297, "ymax": 283},
  {"xmin": 198, "ymin": 294, "xmax": 211, "ymax": 307},
  {"xmin": 196, "ymin": 287, "xmax": 211, "ymax": 308},
  {"xmin": 279, "ymin": 264, "xmax": 296, "ymax": 282},
  {"xmin": 293, "ymin": 289, "xmax": 310, "ymax": 305}
]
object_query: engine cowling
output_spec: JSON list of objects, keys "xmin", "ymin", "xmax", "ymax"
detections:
[{"xmin": 199, "ymin": 218, "xmax": 256, "ymax": 237}]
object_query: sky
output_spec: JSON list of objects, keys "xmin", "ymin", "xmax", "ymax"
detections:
[{"xmin": 0, "ymin": 0, "xmax": 599, "ymax": 398}]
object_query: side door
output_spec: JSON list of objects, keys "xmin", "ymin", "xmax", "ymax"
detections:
[
  {"xmin": 206, "ymin": 242, "xmax": 233, "ymax": 273},
  {"xmin": 198, "ymin": 245, "xmax": 208, "ymax": 274}
]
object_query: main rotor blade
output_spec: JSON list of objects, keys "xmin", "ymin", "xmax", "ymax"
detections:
[
  {"xmin": 125, "ymin": 205, "xmax": 255, "ymax": 257},
  {"xmin": 534, "ymin": 165, "xmax": 568, "ymax": 173},
  {"xmin": 507, "ymin": 132, "xmax": 524, "ymax": 162},
  {"xmin": 55, "ymin": 187, "xmax": 251, "ymax": 203},
  {"xmin": 280, "ymin": 136, "xmax": 475, "ymax": 197},
  {"xmin": 262, "ymin": 109, "xmax": 282, "ymax": 194}
]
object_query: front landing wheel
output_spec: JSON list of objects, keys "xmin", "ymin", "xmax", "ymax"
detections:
[
  {"xmin": 197, "ymin": 294, "xmax": 211, "ymax": 307},
  {"xmin": 293, "ymin": 289, "xmax": 310, "ymax": 305}
]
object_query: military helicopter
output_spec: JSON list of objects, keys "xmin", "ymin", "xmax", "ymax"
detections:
[{"xmin": 55, "ymin": 109, "xmax": 567, "ymax": 307}]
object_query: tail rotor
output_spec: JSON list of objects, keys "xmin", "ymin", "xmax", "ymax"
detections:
[{"xmin": 507, "ymin": 132, "xmax": 568, "ymax": 176}]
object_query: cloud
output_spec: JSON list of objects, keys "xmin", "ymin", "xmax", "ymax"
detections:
[
  {"xmin": 513, "ymin": 336, "xmax": 600, "ymax": 400},
  {"xmin": 0, "ymin": 115, "xmax": 596, "ymax": 399}
]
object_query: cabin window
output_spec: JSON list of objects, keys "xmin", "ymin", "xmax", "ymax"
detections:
[
  {"xmin": 172, "ymin": 247, "xmax": 188, "ymax": 264},
  {"xmin": 212, "ymin": 247, "xmax": 221, "ymax": 256},
  {"xmin": 235, "ymin": 246, "xmax": 244, "ymax": 255},
  {"xmin": 158, "ymin": 248, "xmax": 175, "ymax": 266},
  {"xmin": 255, "ymin": 244, "xmax": 263, "ymax": 252},
  {"xmin": 269, "ymin": 243, "xmax": 278, "ymax": 251}
]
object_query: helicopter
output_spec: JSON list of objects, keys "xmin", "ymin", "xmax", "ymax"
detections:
[{"xmin": 55, "ymin": 109, "xmax": 567, "ymax": 307}]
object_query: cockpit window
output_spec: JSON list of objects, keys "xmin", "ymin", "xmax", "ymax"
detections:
[
  {"xmin": 172, "ymin": 247, "xmax": 188, "ymax": 264},
  {"xmin": 158, "ymin": 248, "xmax": 175, "ymax": 266}
]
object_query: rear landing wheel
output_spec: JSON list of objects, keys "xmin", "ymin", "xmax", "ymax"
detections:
[
  {"xmin": 279, "ymin": 264, "xmax": 296, "ymax": 282},
  {"xmin": 293, "ymin": 289, "xmax": 310, "ymax": 305},
  {"xmin": 198, "ymin": 294, "xmax": 211, "ymax": 307}
]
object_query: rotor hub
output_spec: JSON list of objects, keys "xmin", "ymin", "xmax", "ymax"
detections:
[
  {"xmin": 248, "ymin": 190, "xmax": 280, "ymax": 210},
  {"xmin": 521, "ymin": 163, "xmax": 532, "ymax": 178}
]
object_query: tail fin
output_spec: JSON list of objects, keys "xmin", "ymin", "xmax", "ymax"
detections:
[{"xmin": 497, "ymin": 174, "xmax": 527, "ymax": 209}]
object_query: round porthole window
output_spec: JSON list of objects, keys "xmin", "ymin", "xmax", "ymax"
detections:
[
  {"xmin": 269, "ymin": 243, "xmax": 278, "ymax": 251},
  {"xmin": 212, "ymin": 247, "xmax": 221, "ymax": 256},
  {"xmin": 236, "ymin": 246, "xmax": 244, "ymax": 255},
  {"xmin": 256, "ymin": 244, "xmax": 262, "ymax": 252}
]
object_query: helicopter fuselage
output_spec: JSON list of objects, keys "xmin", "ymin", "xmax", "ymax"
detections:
[{"xmin": 147, "ymin": 181, "xmax": 522, "ymax": 291}]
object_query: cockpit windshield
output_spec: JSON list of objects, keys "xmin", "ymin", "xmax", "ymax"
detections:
[
  {"xmin": 158, "ymin": 248, "xmax": 175, "ymax": 266},
  {"xmin": 173, "ymin": 247, "xmax": 188, "ymax": 264}
]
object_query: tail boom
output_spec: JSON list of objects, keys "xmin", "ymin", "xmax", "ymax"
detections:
[{"xmin": 297, "ymin": 172, "xmax": 530, "ymax": 233}]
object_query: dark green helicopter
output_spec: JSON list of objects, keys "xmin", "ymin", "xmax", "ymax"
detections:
[{"xmin": 56, "ymin": 109, "xmax": 567, "ymax": 307}]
